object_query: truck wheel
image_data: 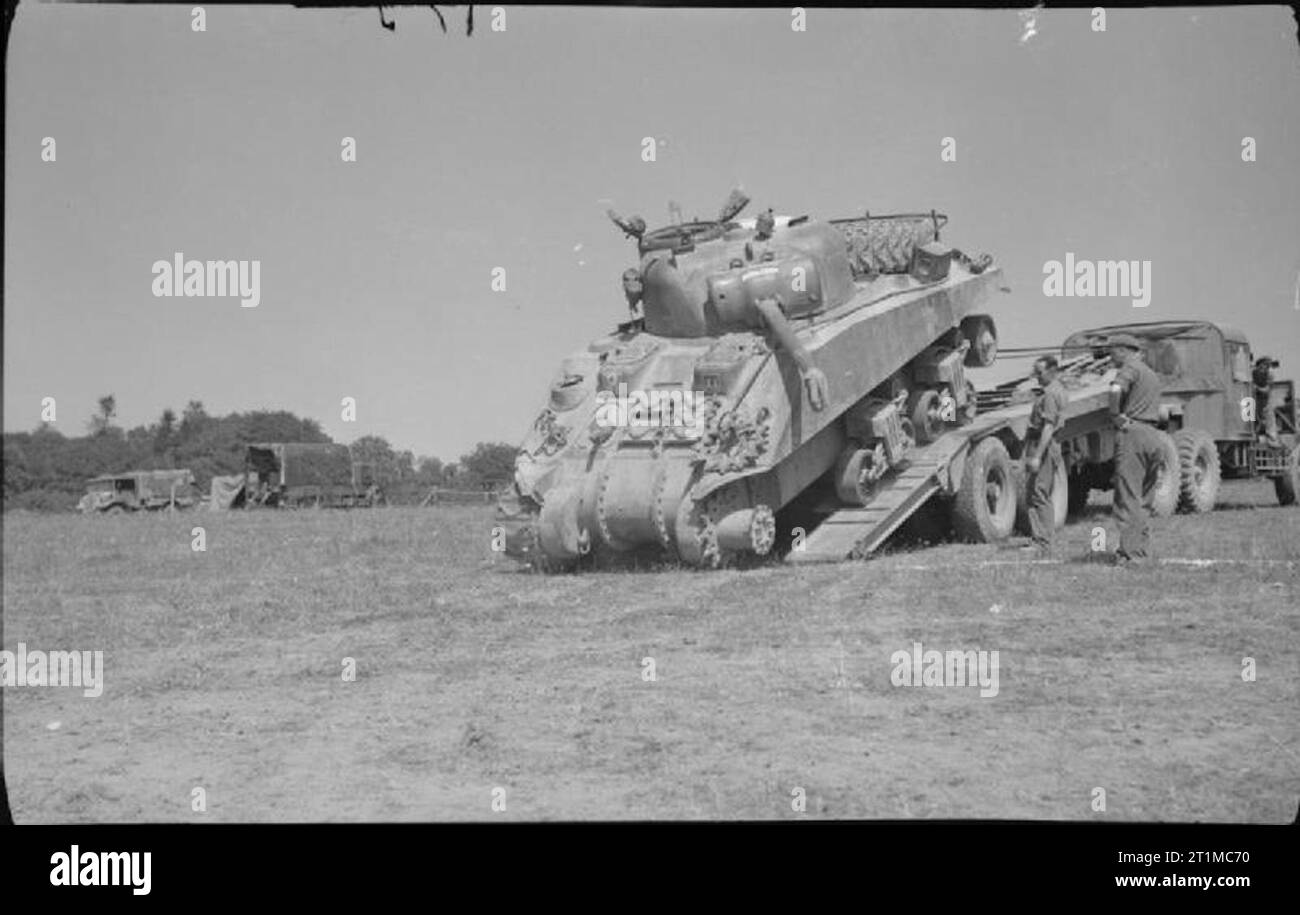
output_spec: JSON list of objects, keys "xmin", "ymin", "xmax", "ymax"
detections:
[
  {"xmin": 1150, "ymin": 431, "xmax": 1180, "ymax": 518},
  {"xmin": 954, "ymin": 437, "xmax": 1017, "ymax": 542},
  {"xmin": 1174, "ymin": 429, "xmax": 1220, "ymax": 513},
  {"xmin": 1275, "ymin": 445, "xmax": 1300, "ymax": 506}
]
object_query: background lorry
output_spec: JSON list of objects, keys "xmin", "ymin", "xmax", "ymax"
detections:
[
  {"xmin": 78, "ymin": 469, "xmax": 198, "ymax": 514},
  {"xmin": 241, "ymin": 442, "xmax": 379, "ymax": 508}
]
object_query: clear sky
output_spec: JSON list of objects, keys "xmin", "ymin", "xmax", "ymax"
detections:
[{"xmin": 6, "ymin": 5, "xmax": 1299, "ymax": 462}]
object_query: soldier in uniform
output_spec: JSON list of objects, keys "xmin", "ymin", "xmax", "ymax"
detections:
[
  {"xmin": 1021, "ymin": 355, "xmax": 1069, "ymax": 556},
  {"xmin": 1253, "ymin": 355, "xmax": 1281, "ymax": 446},
  {"xmin": 1106, "ymin": 333, "xmax": 1165, "ymax": 564},
  {"xmin": 621, "ymin": 267, "xmax": 644, "ymax": 321}
]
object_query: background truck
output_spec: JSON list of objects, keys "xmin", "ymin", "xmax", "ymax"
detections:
[
  {"xmin": 243, "ymin": 442, "xmax": 378, "ymax": 508},
  {"xmin": 78, "ymin": 469, "xmax": 198, "ymax": 514},
  {"xmin": 1037, "ymin": 321, "xmax": 1298, "ymax": 514}
]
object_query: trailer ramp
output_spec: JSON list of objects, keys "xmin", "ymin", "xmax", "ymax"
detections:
[{"xmin": 787, "ymin": 410, "xmax": 1017, "ymax": 564}]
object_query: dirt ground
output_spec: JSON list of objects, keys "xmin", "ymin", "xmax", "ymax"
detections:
[{"xmin": 3, "ymin": 479, "xmax": 1297, "ymax": 822}]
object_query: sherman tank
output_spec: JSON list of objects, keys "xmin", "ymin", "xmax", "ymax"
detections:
[{"xmin": 496, "ymin": 190, "xmax": 1004, "ymax": 568}]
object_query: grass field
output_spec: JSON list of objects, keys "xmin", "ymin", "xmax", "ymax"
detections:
[{"xmin": 3, "ymin": 479, "xmax": 1297, "ymax": 822}]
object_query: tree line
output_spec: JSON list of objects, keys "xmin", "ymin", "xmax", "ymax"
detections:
[{"xmin": 3, "ymin": 396, "xmax": 518, "ymax": 511}]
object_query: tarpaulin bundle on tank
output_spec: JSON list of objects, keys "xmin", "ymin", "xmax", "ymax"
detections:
[{"xmin": 830, "ymin": 211, "xmax": 948, "ymax": 277}]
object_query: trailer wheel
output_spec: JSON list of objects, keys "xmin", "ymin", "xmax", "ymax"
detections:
[
  {"xmin": 954, "ymin": 437, "xmax": 1017, "ymax": 542},
  {"xmin": 1174, "ymin": 429, "xmax": 1220, "ymax": 513},
  {"xmin": 1275, "ymin": 445, "xmax": 1300, "ymax": 506}
]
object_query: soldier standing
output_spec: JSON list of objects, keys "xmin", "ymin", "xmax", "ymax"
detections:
[
  {"xmin": 1106, "ymin": 333, "xmax": 1165, "ymax": 564},
  {"xmin": 1021, "ymin": 355, "xmax": 1069, "ymax": 556},
  {"xmin": 1253, "ymin": 356, "xmax": 1281, "ymax": 446}
]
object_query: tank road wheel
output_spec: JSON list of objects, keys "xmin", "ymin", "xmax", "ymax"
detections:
[
  {"xmin": 714, "ymin": 504, "xmax": 777, "ymax": 557},
  {"xmin": 909, "ymin": 389, "xmax": 943, "ymax": 445},
  {"xmin": 899, "ymin": 417, "xmax": 917, "ymax": 447},
  {"xmin": 953, "ymin": 437, "xmax": 1017, "ymax": 543},
  {"xmin": 960, "ymin": 315, "xmax": 998, "ymax": 368},
  {"xmin": 1149, "ymin": 431, "xmax": 1180, "ymax": 518},
  {"xmin": 835, "ymin": 447, "xmax": 878, "ymax": 506},
  {"xmin": 1013, "ymin": 457, "xmax": 1068, "ymax": 535},
  {"xmin": 1174, "ymin": 429, "xmax": 1221, "ymax": 513},
  {"xmin": 673, "ymin": 485, "xmax": 758, "ymax": 569},
  {"xmin": 961, "ymin": 380, "xmax": 979, "ymax": 425},
  {"xmin": 674, "ymin": 493, "xmax": 729, "ymax": 569},
  {"xmin": 1274, "ymin": 444, "xmax": 1300, "ymax": 506}
]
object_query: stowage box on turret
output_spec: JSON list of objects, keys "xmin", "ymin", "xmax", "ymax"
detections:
[{"xmin": 496, "ymin": 190, "xmax": 1005, "ymax": 568}]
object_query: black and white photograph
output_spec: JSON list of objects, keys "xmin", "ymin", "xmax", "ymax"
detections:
[{"xmin": 2, "ymin": 0, "xmax": 1297, "ymax": 888}]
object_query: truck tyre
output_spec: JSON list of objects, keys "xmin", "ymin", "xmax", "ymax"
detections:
[
  {"xmin": 954, "ymin": 437, "xmax": 1017, "ymax": 542},
  {"xmin": 1275, "ymin": 445, "xmax": 1300, "ymax": 506},
  {"xmin": 1174, "ymin": 429, "xmax": 1220, "ymax": 513},
  {"xmin": 1013, "ymin": 459, "xmax": 1068, "ymax": 534},
  {"xmin": 1150, "ymin": 431, "xmax": 1180, "ymax": 518}
]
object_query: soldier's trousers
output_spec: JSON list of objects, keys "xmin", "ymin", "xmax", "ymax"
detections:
[
  {"xmin": 1027, "ymin": 439, "xmax": 1061, "ymax": 548},
  {"xmin": 1257, "ymin": 388, "xmax": 1279, "ymax": 441},
  {"xmin": 1113, "ymin": 423, "xmax": 1164, "ymax": 558}
]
